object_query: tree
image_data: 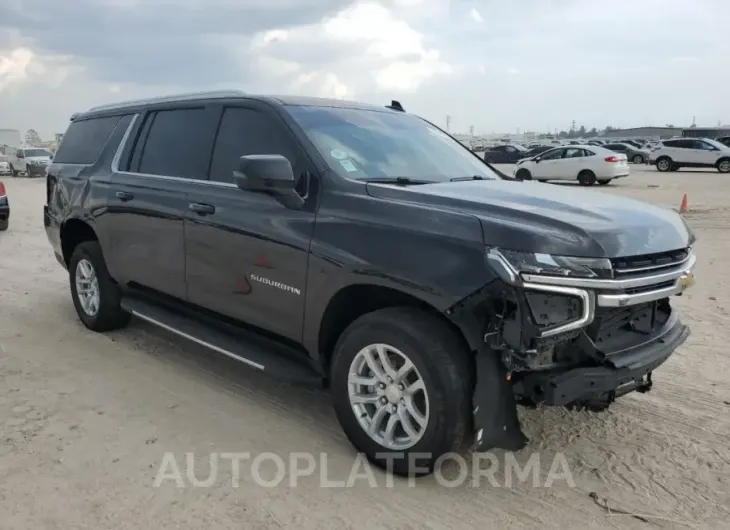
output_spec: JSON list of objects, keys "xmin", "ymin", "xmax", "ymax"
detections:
[
  {"xmin": 588, "ymin": 127, "xmax": 598, "ymax": 136},
  {"xmin": 578, "ymin": 125, "xmax": 586, "ymax": 136},
  {"xmin": 25, "ymin": 129, "xmax": 42, "ymax": 146}
]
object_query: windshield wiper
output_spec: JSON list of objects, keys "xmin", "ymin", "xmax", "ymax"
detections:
[
  {"xmin": 450, "ymin": 175, "xmax": 491, "ymax": 181},
  {"xmin": 360, "ymin": 177, "xmax": 431, "ymax": 186}
]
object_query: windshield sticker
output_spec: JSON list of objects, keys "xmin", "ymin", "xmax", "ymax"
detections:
[
  {"xmin": 330, "ymin": 149, "xmax": 349, "ymax": 160},
  {"xmin": 339, "ymin": 159, "xmax": 358, "ymax": 172}
]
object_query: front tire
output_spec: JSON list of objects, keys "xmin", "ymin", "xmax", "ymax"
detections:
[
  {"xmin": 656, "ymin": 157, "xmax": 672, "ymax": 172},
  {"xmin": 632, "ymin": 155, "xmax": 644, "ymax": 164},
  {"xmin": 69, "ymin": 241, "xmax": 130, "ymax": 331},
  {"xmin": 330, "ymin": 307, "xmax": 472, "ymax": 477},
  {"xmin": 717, "ymin": 159, "xmax": 730, "ymax": 173},
  {"xmin": 578, "ymin": 170, "xmax": 596, "ymax": 186}
]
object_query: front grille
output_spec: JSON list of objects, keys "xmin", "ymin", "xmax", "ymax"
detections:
[
  {"xmin": 610, "ymin": 248, "xmax": 690, "ymax": 277},
  {"xmin": 588, "ymin": 300, "xmax": 671, "ymax": 353}
]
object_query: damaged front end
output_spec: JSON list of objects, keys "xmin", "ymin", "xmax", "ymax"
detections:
[{"xmin": 449, "ymin": 246, "xmax": 696, "ymax": 453}]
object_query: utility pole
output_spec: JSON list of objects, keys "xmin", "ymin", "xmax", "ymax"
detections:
[
  {"xmin": 446, "ymin": 115, "xmax": 452, "ymax": 132},
  {"xmin": 469, "ymin": 125, "xmax": 474, "ymax": 136},
  {"xmin": 570, "ymin": 120, "xmax": 576, "ymax": 132}
]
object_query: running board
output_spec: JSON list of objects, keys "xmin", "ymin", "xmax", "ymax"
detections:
[{"xmin": 120, "ymin": 297, "xmax": 323, "ymax": 385}]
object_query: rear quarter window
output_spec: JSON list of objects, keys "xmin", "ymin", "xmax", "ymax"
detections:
[{"xmin": 54, "ymin": 116, "xmax": 123, "ymax": 164}]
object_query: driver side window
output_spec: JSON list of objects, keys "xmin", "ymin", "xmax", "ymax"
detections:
[
  {"xmin": 541, "ymin": 149, "xmax": 563, "ymax": 160},
  {"xmin": 209, "ymin": 107, "xmax": 299, "ymax": 184}
]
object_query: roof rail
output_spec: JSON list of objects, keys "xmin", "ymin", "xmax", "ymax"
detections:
[
  {"xmin": 385, "ymin": 100, "xmax": 405, "ymax": 112},
  {"xmin": 86, "ymin": 90, "xmax": 248, "ymax": 113}
]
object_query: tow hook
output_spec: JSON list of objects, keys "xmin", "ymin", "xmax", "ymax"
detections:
[{"xmin": 636, "ymin": 372, "xmax": 653, "ymax": 393}]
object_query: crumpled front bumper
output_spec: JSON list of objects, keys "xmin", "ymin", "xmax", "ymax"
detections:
[
  {"xmin": 515, "ymin": 310, "xmax": 689, "ymax": 407},
  {"xmin": 471, "ymin": 248, "xmax": 696, "ymax": 453}
]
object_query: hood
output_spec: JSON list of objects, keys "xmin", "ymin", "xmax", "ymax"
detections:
[{"xmin": 366, "ymin": 180, "xmax": 691, "ymax": 258}]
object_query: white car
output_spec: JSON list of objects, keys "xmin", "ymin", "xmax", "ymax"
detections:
[
  {"xmin": 5, "ymin": 147, "xmax": 54, "ymax": 177},
  {"xmin": 648, "ymin": 138, "xmax": 730, "ymax": 173},
  {"xmin": 0, "ymin": 155, "xmax": 11, "ymax": 176},
  {"xmin": 512, "ymin": 145, "xmax": 629, "ymax": 186}
]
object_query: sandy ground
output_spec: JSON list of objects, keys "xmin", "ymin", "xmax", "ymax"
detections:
[{"xmin": 1, "ymin": 166, "xmax": 729, "ymax": 529}]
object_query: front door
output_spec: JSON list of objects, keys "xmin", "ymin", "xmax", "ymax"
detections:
[
  {"xmin": 536, "ymin": 148, "xmax": 565, "ymax": 179},
  {"xmin": 184, "ymin": 103, "xmax": 317, "ymax": 343}
]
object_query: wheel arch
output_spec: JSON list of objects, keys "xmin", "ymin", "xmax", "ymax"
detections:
[
  {"xmin": 60, "ymin": 218, "xmax": 99, "ymax": 266},
  {"xmin": 316, "ymin": 283, "xmax": 475, "ymax": 373}
]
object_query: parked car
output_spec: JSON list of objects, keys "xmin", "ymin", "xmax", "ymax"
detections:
[
  {"xmin": 0, "ymin": 155, "xmax": 11, "ymax": 177},
  {"xmin": 513, "ymin": 145, "xmax": 629, "ymax": 185},
  {"xmin": 603, "ymin": 142, "xmax": 650, "ymax": 164},
  {"xmin": 8, "ymin": 147, "xmax": 54, "ymax": 177},
  {"xmin": 0, "ymin": 180, "xmax": 9, "ymax": 231},
  {"xmin": 45, "ymin": 91, "xmax": 695, "ymax": 477},
  {"xmin": 649, "ymin": 138, "xmax": 730, "ymax": 173},
  {"xmin": 715, "ymin": 136, "xmax": 730, "ymax": 148},
  {"xmin": 522, "ymin": 145, "xmax": 553, "ymax": 158},
  {"xmin": 483, "ymin": 144, "xmax": 529, "ymax": 163}
]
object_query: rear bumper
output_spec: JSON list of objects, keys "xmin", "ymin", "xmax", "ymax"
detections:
[{"xmin": 515, "ymin": 311, "xmax": 689, "ymax": 406}]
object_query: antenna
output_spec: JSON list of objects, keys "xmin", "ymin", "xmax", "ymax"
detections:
[{"xmin": 385, "ymin": 100, "xmax": 405, "ymax": 112}]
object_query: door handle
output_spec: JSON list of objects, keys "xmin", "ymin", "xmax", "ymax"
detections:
[
  {"xmin": 115, "ymin": 191, "xmax": 134, "ymax": 202},
  {"xmin": 189, "ymin": 202, "xmax": 215, "ymax": 215}
]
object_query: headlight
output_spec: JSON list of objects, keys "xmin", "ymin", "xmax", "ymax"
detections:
[
  {"xmin": 487, "ymin": 248, "xmax": 611, "ymax": 284},
  {"xmin": 31, "ymin": 160, "xmax": 44, "ymax": 165},
  {"xmin": 0, "ymin": 162, "xmax": 8, "ymax": 169}
]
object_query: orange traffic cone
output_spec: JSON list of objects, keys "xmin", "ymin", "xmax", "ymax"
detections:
[{"xmin": 679, "ymin": 193, "xmax": 688, "ymax": 213}]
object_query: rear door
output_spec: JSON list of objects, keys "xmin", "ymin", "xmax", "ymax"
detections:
[
  {"xmin": 108, "ymin": 105, "xmax": 219, "ymax": 300},
  {"xmin": 668, "ymin": 139, "xmax": 695, "ymax": 164},
  {"xmin": 183, "ymin": 102, "xmax": 317, "ymax": 342}
]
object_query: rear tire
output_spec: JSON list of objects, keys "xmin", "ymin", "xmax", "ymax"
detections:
[
  {"xmin": 598, "ymin": 179, "xmax": 611, "ymax": 185},
  {"xmin": 69, "ymin": 241, "xmax": 130, "ymax": 332},
  {"xmin": 632, "ymin": 155, "xmax": 644, "ymax": 164},
  {"xmin": 578, "ymin": 170, "xmax": 596, "ymax": 186},
  {"xmin": 656, "ymin": 157, "xmax": 672, "ymax": 172},
  {"xmin": 330, "ymin": 307, "xmax": 472, "ymax": 477},
  {"xmin": 0, "ymin": 219, "xmax": 8, "ymax": 231},
  {"xmin": 515, "ymin": 168, "xmax": 532, "ymax": 181}
]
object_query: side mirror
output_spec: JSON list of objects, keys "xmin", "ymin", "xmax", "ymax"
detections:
[
  {"xmin": 534, "ymin": 156, "xmax": 542, "ymax": 163},
  {"xmin": 234, "ymin": 154, "xmax": 305, "ymax": 210}
]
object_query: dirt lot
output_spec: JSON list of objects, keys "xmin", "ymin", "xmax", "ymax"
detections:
[{"xmin": 1, "ymin": 166, "xmax": 728, "ymax": 529}]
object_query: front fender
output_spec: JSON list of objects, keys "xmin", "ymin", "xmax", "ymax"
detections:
[{"xmin": 302, "ymin": 188, "xmax": 492, "ymax": 357}]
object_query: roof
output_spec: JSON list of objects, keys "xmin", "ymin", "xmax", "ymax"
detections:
[{"xmin": 75, "ymin": 90, "xmax": 398, "ymax": 120}]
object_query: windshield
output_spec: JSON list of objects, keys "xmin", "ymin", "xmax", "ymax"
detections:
[
  {"xmin": 287, "ymin": 105, "xmax": 501, "ymax": 182},
  {"xmin": 23, "ymin": 149, "xmax": 52, "ymax": 157}
]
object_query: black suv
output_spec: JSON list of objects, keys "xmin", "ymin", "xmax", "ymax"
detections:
[{"xmin": 44, "ymin": 91, "xmax": 697, "ymax": 476}]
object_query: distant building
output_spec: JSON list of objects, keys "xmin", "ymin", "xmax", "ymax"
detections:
[{"xmin": 601, "ymin": 127, "xmax": 684, "ymax": 139}]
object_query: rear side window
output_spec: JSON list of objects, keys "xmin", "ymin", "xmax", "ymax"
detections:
[
  {"xmin": 136, "ymin": 108, "xmax": 211, "ymax": 179},
  {"xmin": 209, "ymin": 107, "xmax": 298, "ymax": 184},
  {"xmin": 54, "ymin": 116, "xmax": 121, "ymax": 164}
]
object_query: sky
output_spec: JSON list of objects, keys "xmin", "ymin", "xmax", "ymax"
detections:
[{"xmin": 1, "ymin": 0, "xmax": 728, "ymax": 139}]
